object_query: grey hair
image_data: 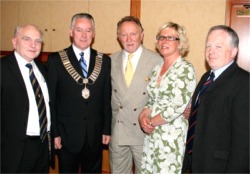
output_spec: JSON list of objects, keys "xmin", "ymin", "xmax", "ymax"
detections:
[
  {"xmin": 117, "ymin": 16, "xmax": 144, "ymax": 33},
  {"xmin": 71, "ymin": 13, "xmax": 95, "ymax": 30},
  {"xmin": 14, "ymin": 24, "xmax": 43, "ymax": 39},
  {"xmin": 207, "ymin": 25, "xmax": 239, "ymax": 48}
]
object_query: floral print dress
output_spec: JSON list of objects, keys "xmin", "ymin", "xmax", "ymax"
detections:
[{"xmin": 141, "ymin": 57, "xmax": 196, "ymax": 174}]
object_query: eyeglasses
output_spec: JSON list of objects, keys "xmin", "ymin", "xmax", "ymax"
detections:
[{"xmin": 156, "ymin": 35, "xmax": 179, "ymax": 41}]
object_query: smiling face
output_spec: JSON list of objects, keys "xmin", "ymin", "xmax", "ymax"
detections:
[
  {"xmin": 70, "ymin": 17, "xmax": 95, "ymax": 51},
  {"xmin": 156, "ymin": 27, "xmax": 180, "ymax": 59},
  {"xmin": 12, "ymin": 25, "xmax": 42, "ymax": 62},
  {"xmin": 117, "ymin": 21, "xmax": 144, "ymax": 53},
  {"xmin": 205, "ymin": 29, "xmax": 238, "ymax": 71}
]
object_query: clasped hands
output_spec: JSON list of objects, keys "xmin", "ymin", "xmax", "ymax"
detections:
[
  {"xmin": 138, "ymin": 104, "xmax": 192, "ymax": 135},
  {"xmin": 138, "ymin": 108, "xmax": 155, "ymax": 135}
]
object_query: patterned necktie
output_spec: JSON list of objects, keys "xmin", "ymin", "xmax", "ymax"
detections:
[
  {"xmin": 79, "ymin": 52, "xmax": 88, "ymax": 77},
  {"xmin": 26, "ymin": 63, "xmax": 47, "ymax": 142},
  {"xmin": 125, "ymin": 53, "xmax": 134, "ymax": 86},
  {"xmin": 186, "ymin": 72, "xmax": 215, "ymax": 154}
]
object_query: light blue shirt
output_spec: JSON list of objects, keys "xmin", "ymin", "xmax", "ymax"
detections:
[{"xmin": 212, "ymin": 61, "xmax": 234, "ymax": 81}]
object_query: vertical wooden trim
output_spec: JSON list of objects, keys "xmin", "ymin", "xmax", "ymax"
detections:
[
  {"xmin": 130, "ymin": 0, "xmax": 141, "ymax": 20},
  {"xmin": 226, "ymin": 0, "xmax": 250, "ymax": 26},
  {"xmin": 226, "ymin": 0, "xmax": 232, "ymax": 26}
]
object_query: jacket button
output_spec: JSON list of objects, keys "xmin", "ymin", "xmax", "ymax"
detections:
[
  {"xmin": 120, "ymin": 106, "xmax": 123, "ymax": 109},
  {"xmin": 143, "ymin": 92, "xmax": 146, "ymax": 95},
  {"xmin": 133, "ymin": 123, "xmax": 136, "ymax": 126},
  {"xmin": 134, "ymin": 108, "xmax": 137, "ymax": 111},
  {"xmin": 114, "ymin": 89, "xmax": 117, "ymax": 92}
]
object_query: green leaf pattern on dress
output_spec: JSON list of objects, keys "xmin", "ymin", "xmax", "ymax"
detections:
[{"xmin": 141, "ymin": 57, "xmax": 196, "ymax": 174}]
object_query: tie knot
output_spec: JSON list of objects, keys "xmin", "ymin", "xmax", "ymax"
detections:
[
  {"xmin": 80, "ymin": 52, "xmax": 84, "ymax": 58},
  {"xmin": 26, "ymin": 63, "xmax": 32, "ymax": 69},
  {"xmin": 128, "ymin": 53, "xmax": 134, "ymax": 61},
  {"xmin": 209, "ymin": 72, "xmax": 215, "ymax": 81}
]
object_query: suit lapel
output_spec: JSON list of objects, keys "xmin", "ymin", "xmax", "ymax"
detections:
[
  {"xmin": 7, "ymin": 54, "xmax": 27, "ymax": 90},
  {"xmin": 65, "ymin": 46, "xmax": 97, "ymax": 78},
  {"xmin": 192, "ymin": 62, "xmax": 238, "ymax": 110},
  {"xmin": 130, "ymin": 49, "xmax": 151, "ymax": 87},
  {"xmin": 207, "ymin": 62, "xmax": 238, "ymax": 93},
  {"xmin": 114, "ymin": 51, "xmax": 127, "ymax": 91},
  {"xmin": 88, "ymin": 49, "xmax": 97, "ymax": 77},
  {"xmin": 34, "ymin": 59, "xmax": 47, "ymax": 80},
  {"xmin": 65, "ymin": 46, "xmax": 83, "ymax": 77},
  {"xmin": 122, "ymin": 49, "xmax": 151, "ymax": 103}
]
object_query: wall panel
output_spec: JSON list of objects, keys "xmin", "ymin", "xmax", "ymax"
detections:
[
  {"xmin": 141, "ymin": 0, "xmax": 227, "ymax": 80},
  {"xmin": 90, "ymin": 0, "xmax": 130, "ymax": 53}
]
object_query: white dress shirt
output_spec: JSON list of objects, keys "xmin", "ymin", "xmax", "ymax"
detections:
[
  {"xmin": 15, "ymin": 52, "xmax": 51, "ymax": 136},
  {"xmin": 73, "ymin": 44, "xmax": 91, "ymax": 72},
  {"xmin": 123, "ymin": 46, "xmax": 143, "ymax": 74}
]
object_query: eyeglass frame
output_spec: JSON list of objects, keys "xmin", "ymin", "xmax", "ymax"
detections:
[{"xmin": 156, "ymin": 35, "xmax": 180, "ymax": 41}]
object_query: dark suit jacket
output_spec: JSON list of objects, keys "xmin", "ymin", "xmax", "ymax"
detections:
[
  {"xmin": 182, "ymin": 62, "xmax": 249, "ymax": 173},
  {"xmin": 0, "ymin": 53, "xmax": 54, "ymax": 172},
  {"xmin": 47, "ymin": 46, "xmax": 111, "ymax": 153}
]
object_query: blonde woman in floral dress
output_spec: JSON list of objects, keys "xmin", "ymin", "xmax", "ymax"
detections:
[{"xmin": 139, "ymin": 22, "xmax": 196, "ymax": 174}]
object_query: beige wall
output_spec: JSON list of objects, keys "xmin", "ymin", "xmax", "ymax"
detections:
[
  {"xmin": 1, "ymin": 0, "xmax": 227, "ymax": 79},
  {"xmin": 141, "ymin": 0, "xmax": 227, "ymax": 80},
  {"xmin": 1, "ymin": 1, "xmax": 19, "ymax": 51},
  {"xmin": 89, "ymin": 0, "xmax": 130, "ymax": 53},
  {"xmin": 0, "ymin": 0, "xmax": 130, "ymax": 52}
]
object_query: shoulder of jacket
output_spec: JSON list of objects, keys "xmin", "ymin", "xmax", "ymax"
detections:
[{"xmin": 110, "ymin": 50, "xmax": 122, "ymax": 58}]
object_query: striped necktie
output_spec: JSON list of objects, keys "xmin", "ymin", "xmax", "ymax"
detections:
[
  {"xmin": 26, "ymin": 63, "xmax": 47, "ymax": 142},
  {"xmin": 125, "ymin": 53, "xmax": 134, "ymax": 86},
  {"xmin": 186, "ymin": 72, "xmax": 215, "ymax": 154},
  {"xmin": 79, "ymin": 52, "xmax": 88, "ymax": 77}
]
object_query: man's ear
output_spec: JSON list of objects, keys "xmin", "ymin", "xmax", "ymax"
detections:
[
  {"xmin": 12, "ymin": 38, "xmax": 17, "ymax": 49},
  {"xmin": 69, "ymin": 29, "xmax": 73, "ymax": 37},
  {"xmin": 231, "ymin": 47, "xmax": 238, "ymax": 59}
]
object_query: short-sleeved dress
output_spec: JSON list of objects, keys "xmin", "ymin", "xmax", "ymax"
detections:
[{"xmin": 141, "ymin": 57, "xmax": 196, "ymax": 174}]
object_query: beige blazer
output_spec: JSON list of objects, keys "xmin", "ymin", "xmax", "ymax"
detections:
[{"xmin": 110, "ymin": 47, "xmax": 162, "ymax": 145}]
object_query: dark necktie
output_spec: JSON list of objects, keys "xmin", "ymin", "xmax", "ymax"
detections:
[
  {"xmin": 26, "ymin": 63, "xmax": 47, "ymax": 142},
  {"xmin": 79, "ymin": 52, "xmax": 88, "ymax": 77},
  {"xmin": 186, "ymin": 72, "xmax": 215, "ymax": 154}
]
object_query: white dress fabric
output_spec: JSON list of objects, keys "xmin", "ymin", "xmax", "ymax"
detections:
[{"xmin": 141, "ymin": 57, "xmax": 196, "ymax": 174}]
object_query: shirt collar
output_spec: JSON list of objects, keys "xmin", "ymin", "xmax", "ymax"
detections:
[
  {"xmin": 72, "ymin": 44, "xmax": 90, "ymax": 61},
  {"xmin": 212, "ymin": 60, "xmax": 234, "ymax": 80},
  {"xmin": 14, "ymin": 51, "xmax": 35, "ymax": 67},
  {"xmin": 123, "ymin": 45, "xmax": 143, "ymax": 59}
]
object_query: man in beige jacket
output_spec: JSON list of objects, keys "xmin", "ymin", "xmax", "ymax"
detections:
[{"xmin": 109, "ymin": 16, "xmax": 162, "ymax": 174}]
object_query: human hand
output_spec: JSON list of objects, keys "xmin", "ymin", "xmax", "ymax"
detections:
[
  {"xmin": 142, "ymin": 119, "xmax": 155, "ymax": 135},
  {"xmin": 139, "ymin": 108, "xmax": 154, "ymax": 134},
  {"xmin": 183, "ymin": 104, "xmax": 191, "ymax": 119},
  {"xmin": 54, "ymin": 136, "xmax": 62, "ymax": 149},
  {"xmin": 138, "ymin": 108, "xmax": 151, "ymax": 126},
  {"xmin": 102, "ymin": 135, "xmax": 111, "ymax": 145}
]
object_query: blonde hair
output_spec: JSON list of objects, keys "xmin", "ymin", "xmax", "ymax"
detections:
[{"xmin": 156, "ymin": 22, "xmax": 189, "ymax": 57}]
